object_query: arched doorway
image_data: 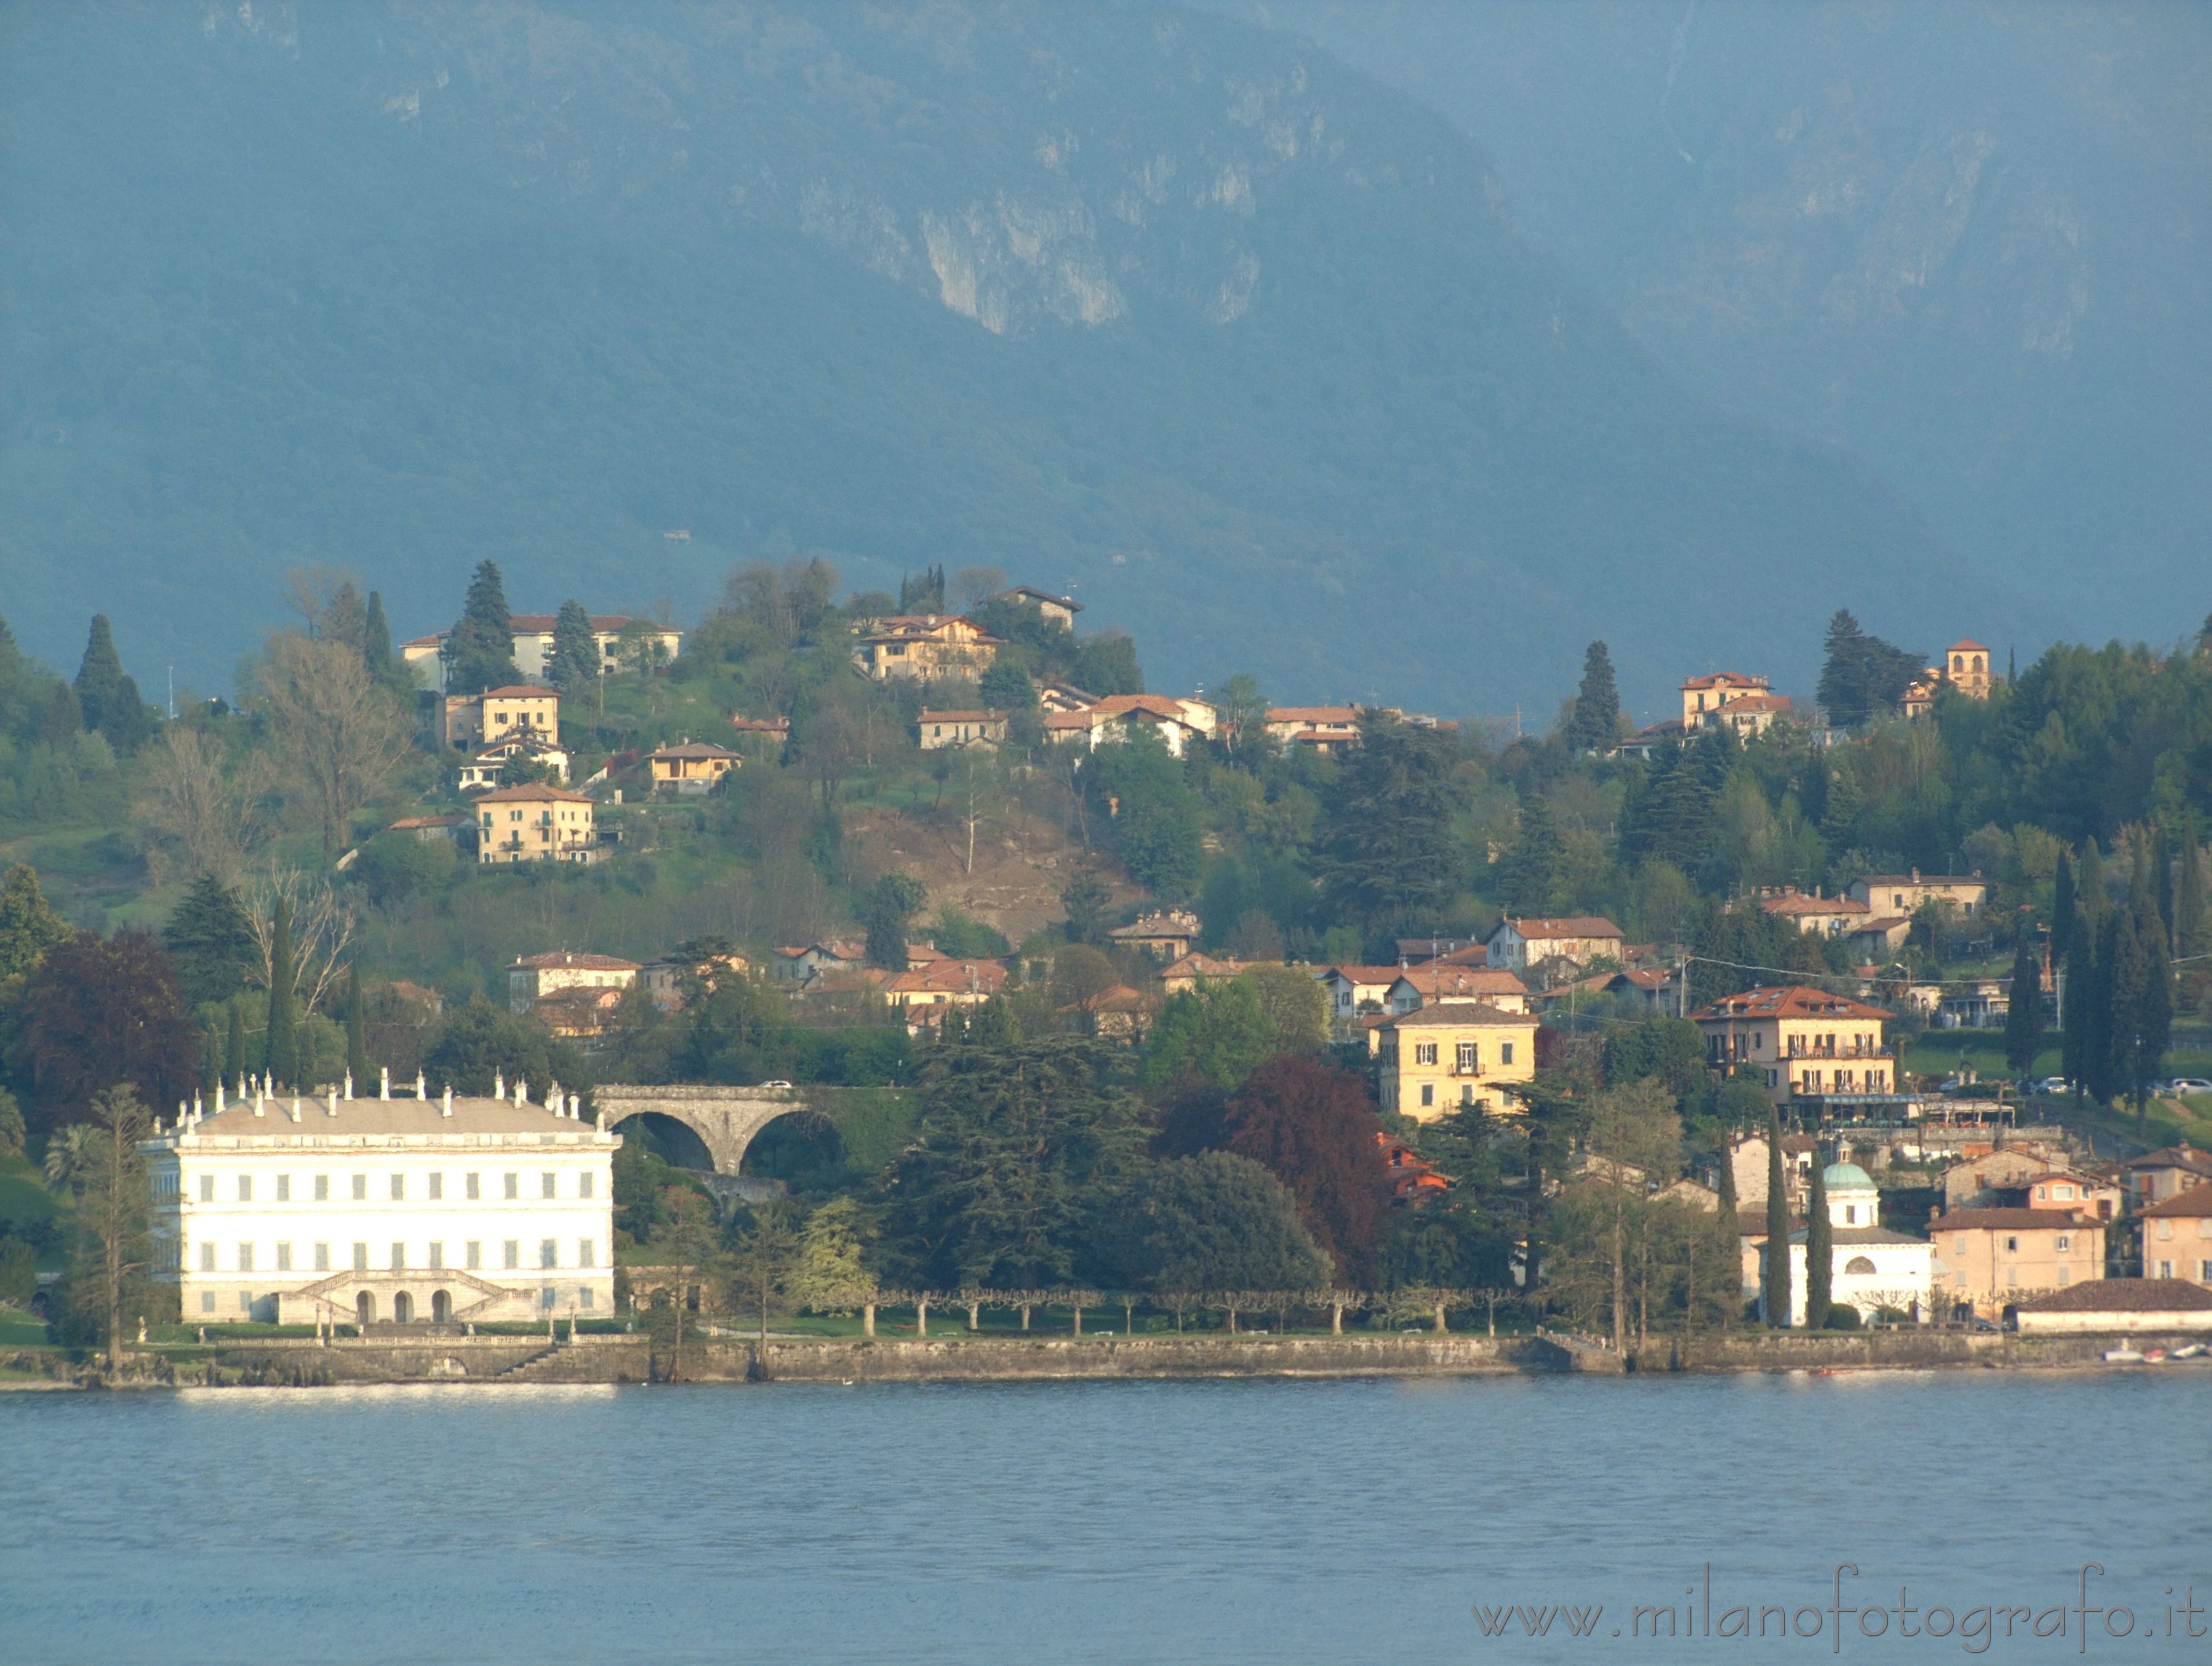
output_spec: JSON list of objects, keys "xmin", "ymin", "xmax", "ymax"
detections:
[
  {"xmin": 431, "ymin": 1289, "xmax": 453, "ymax": 1324},
  {"xmin": 356, "ymin": 1291, "xmax": 376, "ymax": 1326},
  {"xmin": 393, "ymin": 1291, "xmax": 415, "ymax": 1324}
]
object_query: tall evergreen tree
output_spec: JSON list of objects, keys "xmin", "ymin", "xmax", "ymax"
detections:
[
  {"xmin": 72, "ymin": 614, "xmax": 152, "ymax": 751},
  {"xmin": 162, "ymin": 875, "xmax": 257, "ymax": 1009},
  {"xmin": 2003, "ymin": 932, "xmax": 2044, "ymax": 1080},
  {"xmin": 224, "ymin": 1002, "xmax": 246, "ymax": 1086},
  {"xmin": 2113, "ymin": 884, "xmax": 2172, "ymax": 1130},
  {"xmin": 1763, "ymin": 1111, "xmax": 1790, "ymax": 1328},
  {"xmin": 1816, "ymin": 609, "xmax": 1925, "ymax": 729},
  {"xmin": 1803, "ymin": 1155, "xmax": 1831, "ymax": 1332},
  {"xmin": 2153, "ymin": 822, "xmax": 2177, "ymax": 950},
  {"xmin": 363, "ymin": 591, "xmax": 396, "ymax": 683},
  {"xmin": 1564, "ymin": 640, "xmax": 1620, "ymax": 751},
  {"xmin": 545, "ymin": 599, "xmax": 600, "ymax": 694},
  {"xmin": 346, "ymin": 963, "xmax": 368, "ymax": 1091},
  {"xmin": 265, "ymin": 896, "xmax": 297, "ymax": 1089},
  {"xmin": 2051, "ymin": 843, "xmax": 2076, "ymax": 968},
  {"xmin": 1313, "ymin": 714, "xmax": 1470, "ymax": 931},
  {"xmin": 1496, "ymin": 795, "xmax": 1564, "ymax": 915},
  {"xmin": 0, "ymin": 863, "xmax": 72, "ymax": 983},
  {"xmin": 2078, "ymin": 838, "xmax": 2107, "ymax": 939},
  {"xmin": 444, "ymin": 561, "xmax": 519, "ymax": 695},
  {"xmin": 2062, "ymin": 911, "xmax": 2097, "ymax": 1095},
  {"xmin": 2177, "ymin": 813, "xmax": 2209, "ymax": 960},
  {"xmin": 2082, "ymin": 912, "xmax": 2122, "ymax": 1106}
]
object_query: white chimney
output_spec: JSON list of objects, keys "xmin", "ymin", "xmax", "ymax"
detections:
[
  {"xmin": 515, "ymin": 1077, "xmax": 527, "ymax": 1107},
  {"xmin": 442, "ymin": 1085, "xmax": 453, "ymax": 1116},
  {"xmin": 344, "ymin": 1071, "xmax": 354, "ymax": 1101},
  {"xmin": 547, "ymin": 1081, "xmax": 562, "ymax": 1116},
  {"xmin": 415, "ymin": 1071, "xmax": 426, "ymax": 1099},
  {"xmin": 494, "ymin": 1070, "xmax": 504, "ymax": 1099},
  {"xmin": 381, "ymin": 1067, "xmax": 391, "ymax": 1101},
  {"xmin": 328, "ymin": 1088, "xmax": 339, "ymax": 1115},
  {"xmin": 215, "ymin": 1083, "xmax": 226, "ymax": 1113}
]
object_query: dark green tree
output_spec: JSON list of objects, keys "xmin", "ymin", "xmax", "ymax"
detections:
[
  {"xmin": 345, "ymin": 963, "xmax": 368, "ymax": 1091},
  {"xmin": 2078, "ymin": 838, "xmax": 2107, "ymax": 940},
  {"xmin": 0, "ymin": 863, "xmax": 72, "ymax": 982},
  {"xmin": 977, "ymin": 657, "xmax": 1037, "ymax": 712},
  {"xmin": 862, "ymin": 871, "xmax": 930, "ymax": 971},
  {"xmin": 1072, "ymin": 632, "xmax": 1143, "ymax": 696},
  {"xmin": 1763, "ymin": 1110, "xmax": 1790, "ymax": 1328},
  {"xmin": 2111, "ymin": 886, "xmax": 2172, "ymax": 1130},
  {"xmin": 2062, "ymin": 909, "xmax": 2099, "ymax": 1096},
  {"xmin": 1816, "ymin": 609, "xmax": 1925, "ymax": 728},
  {"xmin": 224, "ymin": 1002, "xmax": 246, "ymax": 1085},
  {"xmin": 1563, "ymin": 639, "xmax": 1621, "ymax": 751},
  {"xmin": 1802, "ymin": 1156, "xmax": 1831, "ymax": 1332},
  {"xmin": 34, "ymin": 680, "xmax": 82, "ymax": 744},
  {"xmin": 2003, "ymin": 933, "xmax": 2044, "ymax": 1081},
  {"xmin": 2177, "ymin": 813, "xmax": 2209, "ymax": 960},
  {"xmin": 1059, "ymin": 868, "xmax": 1112, "ymax": 946},
  {"xmin": 72, "ymin": 614, "xmax": 153, "ymax": 751},
  {"xmin": 545, "ymin": 599, "xmax": 600, "ymax": 695},
  {"xmin": 421, "ymin": 997, "xmax": 590, "ymax": 1097},
  {"xmin": 1313, "ymin": 713, "xmax": 1470, "ymax": 931},
  {"xmin": 1495, "ymin": 794, "xmax": 1565, "ymax": 914},
  {"xmin": 1084, "ymin": 728, "xmax": 1203, "ymax": 898},
  {"xmin": 264, "ymin": 896, "xmax": 297, "ymax": 1090},
  {"xmin": 2051, "ymin": 842, "xmax": 2076, "ymax": 964},
  {"xmin": 161, "ymin": 875, "xmax": 257, "ymax": 1009},
  {"xmin": 1144, "ymin": 978, "xmax": 1275, "ymax": 1090},
  {"xmin": 444, "ymin": 560, "xmax": 519, "ymax": 695},
  {"xmin": 363, "ymin": 590, "xmax": 396, "ymax": 684},
  {"xmin": 2082, "ymin": 911, "xmax": 2122, "ymax": 1105},
  {"xmin": 1126, "ymin": 1152, "xmax": 1331, "ymax": 1294},
  {"xmin": 878, "ymin": 1037, "xmax": 1147, "ymax": 1288}
]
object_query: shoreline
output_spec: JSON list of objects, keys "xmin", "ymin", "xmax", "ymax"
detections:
[{"xmin": 8, "ymin": 1328, "xmax": 2209, "ymax": 1389}]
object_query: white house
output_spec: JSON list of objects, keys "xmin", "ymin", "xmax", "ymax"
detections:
[
  {"xmin": 146, "ymin": 1083, "xmax": 617, "ymax": 1326},
  {"xmin": 1757, "ymin": 1162, "xmax": 1934, "ymax": 1325},
  {"xmin": 403, "ymin": 615, "xmax": 682, "ymax": 692},
  {"xmin": 508, "ymin": 950, "xmax": 640, "ymax": 1014},
  {"xmin": 1485, "ymin": 916, "xmax": 1626, "ymax": 972}
]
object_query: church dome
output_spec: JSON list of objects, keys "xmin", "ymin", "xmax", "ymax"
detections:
[{"xmin": 1823, "ymin": 1162, "xmax": 1876, "ymax": 1192}]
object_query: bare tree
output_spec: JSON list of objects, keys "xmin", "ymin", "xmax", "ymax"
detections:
[
  {"xmin": 941, "ymin": 746, "xmax": 1002, "ymax": 876},
  {"xmin": 254, "ymin": 632, "xmax": 410, "ymax": 861},
  {"xmin": 137, "ymin": 726, "xmax": 274, "ymax": 879},
  {"xmin": 954, "ymin": 565, "xmax": 1006, "ymax": 611},
  {"xmin": 243, "ymin": 871, "xmax": 358, "ymax": 1017},
  {"xmin": 56, "ymin": 1086, "xmax": 154, "ymax": 1376}
]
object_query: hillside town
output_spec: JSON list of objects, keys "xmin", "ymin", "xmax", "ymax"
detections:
[{"xmin": 4, "ymin": 561, "xmax": 2212, "ymax": 1373}]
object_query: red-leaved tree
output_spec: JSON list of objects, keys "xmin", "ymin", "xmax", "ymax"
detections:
[
  {"xmin": 1221, "ymin": 1055, "xmax": 1390, "ymax": 1287},
  {"xmin": 24, "ymin": 930, "xmax": 199, "ymax": 1134}
]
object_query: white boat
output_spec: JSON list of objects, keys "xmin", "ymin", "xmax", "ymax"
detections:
[{"xmin": 2103, "ymin": 1348, "xmax": 2144, "ymax": 1363}]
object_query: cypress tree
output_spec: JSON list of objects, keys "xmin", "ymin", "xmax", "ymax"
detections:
[
  {"xmin": 363, "ymin": 591, "xmax": 395, "ymax": 682},
  {"xmin": 224, "ymin": 1002, "xmax": 246, "ymax": 1086},
  {"xmin": 265, "ymin": 896, "xmax": 297, "ymax": 1089},
  {"xmin": 2177, "ymin": 814, "xmax": 2209, "ymax": 959},
  {"xmin": 2078, "ymin": 839, "xmax": 2107, "ymax": 941},
  {"xmin": 346, "ymin": 963, "xmax": 368, "ymax": 1091},
  {"xmin": 2003, "ymin": 931, "xmax": 2043, "ymax": 1081},
  {"xmin": 546, "ymin": 598, "xmax": 600, "ymax": 694},
  {"xmin": 1764, "ymin": 1111, "xmax": 1791, "ymax": 1328},
  {"xmin": 445, "ymin": 560, "xmax": 519, "ymax": 694},
  {"xmin": 2052, "ymin": 844, "xmax": 2076, "ymax": 966},
  {"xmin": 1564, "ymin": 640, "xmax": 1620, "ymax": 751},
  {"xmin": 2063, "ymin": 912, "xmax": 2098, "ymax": 1096},
  {"xmin": 35, "ymin": 680, "xmax": 82, "ymax": 744},
  {"xmin": 1803, "ymin": 1153, "xmax": 1832, "ymax": 1332},
  {"xmin": 2154, "ymin": 823, "xmax": 2177, "ymax": 950},
  {"xmin": 72, "ymin": 614, "xmax": 127, "ymax": 734},
  {"xmin": 2083, "ymin": 911, "xmax": 2122, "ymax": 1107}
]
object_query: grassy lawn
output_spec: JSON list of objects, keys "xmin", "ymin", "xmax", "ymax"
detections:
[{"xmin": 0, "ymin": 1309, "xmax": 51, "ymax": 1347}]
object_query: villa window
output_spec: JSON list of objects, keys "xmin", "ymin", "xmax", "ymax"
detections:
[
  {"xmin": 314, "ymin": 1243, "xmax": 330, "ymax": 1272},
  {"xmin": 466, "ymin": 1173, "xmax": 480, "ymax": 1200},
  {"xmin": 578, "ymin": 1239, "xmax": 595, "ymax": 1268},
  {"xmin": 429, "ymin": 1243, "xmax": 444, "ymax": 1270},
  {"xmin": 504, "ymin": 1240, "xmax": 520, "ymax": 1270},
  {"xmin": 1415, "ymin": 1042, "xmax": 1438, "ymax": 1066},
  {"xmin": 579, "ymin": 1174, "xmax": 594, "ymax": 1200},
  {"xmin": 429, "ymin": 1174, "xmax": 442, "ymax": 1201},
  {"xmin": 276, "ymin": 1243, "xmax": 291, "ymax": 1272},
  {"xmin": 2056, "ymin": 1235, "xmax": 2071, "ymax": 1253},
  {"xmin": 1456, "ymin": 1042, "xmax": 1478, "ymax": 1072},
  {"xmin": 390, "ymin": 1243, "xmax": 405, "ymax": 1271},
  {"xmin": 198, "ymin": 1175, "xmax": 214, "ymax": 1203},
  {"xmin": 1420, "ymin": 1084, "xmax": 1434, "ymax": 1108},
  {"xmin": 542, "ymin": 1173, "xmax": 557, "ymax": 1200},
  {"xmin": 504, "ymin": 1173, "xmax": 519, "ymax": 1200},
  {"xmin": 315, "ymin": 1174, "xmax": 329, "ymax": 1201},
  {"xmin": 276, "ymin": 1175, "xmax": 290, "ymax": 1203},
  {"xmin": 540, "ymin": 1239, "xmax": 559, "ymax": 1269},
  {"xmin": 390, "ymin": 1174, "xmax": 405, "ymax": 1201},
  {"xmin": 467, "ymin": 1241, "xmax": 481, "ymax": 1269},
  {"xmin": 1500, "ymin": 1043, "xmax": 1515, "ymax": 1065},
  {"xmin": 352, "ymin": 1175, "xmax": 367, "ymax": 1200},
  {"xmin": 353, "ymin": 1243, "xmax": 369, "ymax": 1270},
  {"xmin": 200, "ymin": 1244, "xmax": 216, "ymax": 1272},
  {"xmin": 2004, "ymin": 1236, "xmax": 2019, "ymax": 1252}
]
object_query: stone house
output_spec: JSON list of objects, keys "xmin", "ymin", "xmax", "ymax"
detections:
[
  {"xmin": 2121, "ymin": 1144, "xmax": 2212, "ymax": 1207},
  {"xmin": 648, "ymin": 741, "xmax": 738, "ymax": 794},
  {"xmin": 917, "ymin": 709, "xmax": 1010, "ymax": 750},
  {"xmin": 1679, "ymin": 671, "xmax": 1768, "ymax": 728},
  {"xmin": 2138, "ymin": 1185, "xmax": 2212, "ymax": 1285},
  {"xmin": 992, "ymin": 586, "xmax": 1084, "ymax": 629},
  {"xmin": 507, "ymin": 950, "xmax": 640, "ymax": 1014},
  {"xmin": 1108, "ymin": 911, "xmax": 1201, "ymax": 960},
  {"xmin": 1485, "ymin": 915, "xmax": 1626, "ymax": 973},
  {"xmin": 1845, "ymin": 870, "xmax": 1989, "ymax": 918},
  {"xmin": 2010, "ymin": 1278, "xmax": 2212, "ymax": 1335},
  {"xmin": 854, "ymin": 614, "xmax": 1001, "ymax": 681},
  {"xmin": 1929, "ymin": 1207, "xmax": 2106, "ymax": 1317},
  {"xmin": 1384, "ymin": 964, "xmax": 1530, "ymax": 1015}
]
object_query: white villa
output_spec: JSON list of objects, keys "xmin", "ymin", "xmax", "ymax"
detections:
[
  {"xmin": 1757, "ymin": 1161, "xmax": 1934, "ymax": 1326},
  {"xmin": 146, "ymin": 1079, "xmax": 618, "ymax": 1327}
]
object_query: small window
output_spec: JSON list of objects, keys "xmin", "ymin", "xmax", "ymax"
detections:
[
  {"xmin": 198, "ymin": 1175, "xmax": 215, "ymax": 1203},
  {"xmin": 387, "ymin": 1174, "xmax": 403, "ymax": 1201},
  {"xmin": 1844, "ymin": 1206, "xmax": 1856, "ymax": 1225},
  {"xmin": 390, "ymin": 1243, "xmax": 405, "ymax": 1271},
  {"xmin": 466, "ymin": 1173, "xmax": 480, "ymax": 1200},
  {"xmin": 1420, "ymin": 1084, "xmax": 1434, "ymax": 1108},
  {"xmin": 2005, "ymin": 1267, "xmax": 2019, "ymax": 1286},
  {"xmin": 314, "ymin": 1243, "xmax": 330, "ymax": 1272},
  {"xmin": 2004, "ymin": 1236, "xmax": 2019, "ymax": 1252},
  {"xmin": 429, "ymin": 1174, "xmax": 442, "ymax": 1201},
  {"xmin": 352, "ymin": 1243, "xmax": 369, "ymax": 1271},
  {"xmin": 201, "ymin": 1292, "xmax": 215, "ymax": 1314},
  {"xmin": 467, "ymin": 1241, "xmax": 482, "ymax": 1270},
  {"xmin": 238, "ymin": 1291, "xmax": 253, "ymax": 1313},
  {"xmin": 1501, "ymin": 1042, "xmax": 1515, "ymax": 1066},
  {"xmin": 2057, "ymin": 1266, "xmax": 2070, "ymax": 1285},
  {"xmin": 428, "ymin": 1243, "xmax": 444, "ymax": 1271},
  {"xmin": 2158, "ymin": 1259, "xmax": 2173, "ymax": 1278},
  {"xmin": 504, "ymin": 1174, "xmax": 519, "ymax": 1200},
  {"xmin": 276, "ymin": 1175, "xmax": 290, "ymax": 1203},
  {"xmin": 581, "ymin": 1288, "xmax": 595, "ymax": 1309},
  {"xmin": 2056, "ymin": 1234, "xmax": 2070, "ymax": 1253},
  {"xmin": 237, "ymin": 1243, "xmax": 253, "ymax": 1271},
  {"xmin": 540, "ymin": 1239, "xmax": 559, "ymax": 1269},
  {"xmin": 200, "ymin": 1243, "xmax": 216, "ymax": 1272},
  {"xmin": 235, "ymin": 1175, "xmax": 252, "ymax": 1203},
  {"xmin": 503, "ymin": 1240, "xmax": 520, "ymax": 1270},
  {"xmin": 2157, "ymin": 1220, "xmax": 2173, "ymax": 1241},
  {"xmin": 542, "ymin": 1173, "xmax": 557, "ymax": 1200},
  {"xmin": 276, "ymin": 1243, "xmax": 292, "ymax": 1272},
  {"xmin": 578, "ymin": 1239, "xmax": 595, "ymax": 1269},
  {"xmin": 352, "ymin": 1175, "xmax": 367, "ymax": 1201},
  {"xmin": 579, "ymin": 1174, "xmax": 594, "ymax": 1200},
  {"xmin": 1456, "ymin": 1042, "xmax": 1478, "ymax": 1072},
  {"xmin": 315, "ymin": 1174, "xmax": 329, "ymax": 1201}
]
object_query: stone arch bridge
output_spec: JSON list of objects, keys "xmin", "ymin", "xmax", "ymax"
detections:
[{"xmin": 593, "ymin": 1085, "xmax": 828, "ymax": 1175}]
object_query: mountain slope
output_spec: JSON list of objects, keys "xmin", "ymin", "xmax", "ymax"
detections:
[
  {"xmin": 0, "ymin": 1, "xmax": 2036, "ymax": 716},
  {"xmin": 1232, "ymin": 0, "xmax": 2212, "ymax": 650}
]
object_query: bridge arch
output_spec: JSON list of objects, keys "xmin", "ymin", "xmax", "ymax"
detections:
[{"xmin": 593, "ymin": 1085, "xmax": 814, "ymax": 1175}]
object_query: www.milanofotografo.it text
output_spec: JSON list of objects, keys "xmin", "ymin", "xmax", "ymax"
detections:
[{"xmin": 1472, "ymin": 1565, "xmax": 2206, "ymax": 1652}]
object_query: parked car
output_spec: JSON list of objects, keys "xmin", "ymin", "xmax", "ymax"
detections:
[
  {"xmin": 2170, "ymin": 1078, "xmax": 2212, "ymax": 1096},
  {"xmin": 2032, "ymin": 1077, "xmax": 2071, "ymax": 1095}
]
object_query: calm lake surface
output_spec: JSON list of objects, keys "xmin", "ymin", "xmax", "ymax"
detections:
[{"xmin": 3, "ymin": 1372, "xmax": 2208, "ymax": 1664}]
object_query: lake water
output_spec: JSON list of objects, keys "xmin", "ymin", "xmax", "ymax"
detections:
[{"xmin": 2, "ymin": 1372, "xmax": 2208, "ymax": 1663}]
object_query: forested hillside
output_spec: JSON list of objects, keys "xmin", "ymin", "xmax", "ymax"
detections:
[
  {"xmin": 0, "ymin": 1, "xmax": 2026, "ymax": 716},
  {"xmin": 1245, "ymin": 0, "xmax": 2212, "ymax": 648}
]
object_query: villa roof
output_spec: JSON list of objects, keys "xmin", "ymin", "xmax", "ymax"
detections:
[
  {"xmin": 1689, "ymin": 985, "xmax": 1893, "ymax": 1023},
  {"xmin": 471, "ymin": 782, "xmax": 593, "ymax": 805},
  {"xmin": 1498, "ymin": 916, "xmax": 1624, "ymax": 941},
  {"xmin": 479, "ymin": 685, "xmax": 560, "ymax": 700},
  {"xmin": 163, "ymin": 1093, "xmax": 599, "ymax": 1141},
  {"xmin": 2139, "ymin": 1186, "xmax": 2212, "ymax": 1218},
  {"xmin": 2012, "ymin": 1278, "xmax": 2212, "ymax": 1314},
  {"xmin": 1927, "ymin": 1208, "xmax": 2091, "ymax": 1233},
  {"xmin": 1380, "ymin": 1002, "xmax": 1536, "ymax": 1030},
  {"xmin": 511, "ymin": 950, "xmax": 640, "ymax": 972}
]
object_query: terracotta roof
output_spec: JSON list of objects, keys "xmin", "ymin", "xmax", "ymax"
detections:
[
  {"xmin": 1679, "ymin": 672, "xmax": 1766, "ymax": 690},
  {"xmin": 479, "ymin": 685, "xmax": 560, "ymax": 700},
  {"xmin": 885, "ymin": 961, "xmax": 1009, "ymax": 995},
  {"xmin": 1380, "ymin": 1003, "xmax": 1537, "ymax": 1029},
  {"xmin": 511, "ymin": 950, "xmax": 640, "ymax": 972},
  {"xmin": 1759, "ymin": 894, "xmax": 1870, "ymax": 917},
  {"xmin": 1500, "ymin": 916, "xmax": 1624, "ymax": 941},
  {"xmin": 1088, "ymin": 693, "xmax": 1203, "ymax": 725},
  {"xmin": 1689, "ymin": 985, "xmax": 1893, "ymax": 1023},
  {"xmin": 2140, "ymin": 1186, "xmax": 2212, "ymax": 1218},
  {"xmin": 2124, "ymin": 1145, "xmax": 2212, "ymax": 1175},
  {"xmin": 1715, "ymin": 694, "xmax": 1792, "ymax": 714},
  {"xmin": 918, "ymin": 709, "xmax": 1009, "ymax": 724},
  {"xmin": 472, "ymin": 783, "xmax": 593, "ymax": 805},
  {"xmin": 648, "ymin": 742, "xmax": 737, "ymax": 760},
  {"xmin": 996, "ymin": 585, "xmax": 1083, "ymax": 612},
  {"xmin": 2011, "ymin": 1278, "xmax": 2212, "ymax": 1314},
  {"xmin": 1159, "ymin": 953, "xmax": 1244, "ymax": 980},
  {"xmin": 1327, "ymin": 965, "xmax": 1416, "ymax": 985},
  {"xmin": 1611, "ymin": 968, "xmax": 1673, "ymax": 992},
  {"xmin": 1264, "ymin": 706, "xmax": 1361, "ymax": 724},
  {"xmin": 1928, "ymin": 1208, "xmax": 2092, "ymax": 1233},
  {"xmin": 1391, "ymin": 966, "xmax": 1527, "ymax": 999},
  {"xmin": 1948, "ymin": 639, "xmax": 1990, "ymax": 653}
]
